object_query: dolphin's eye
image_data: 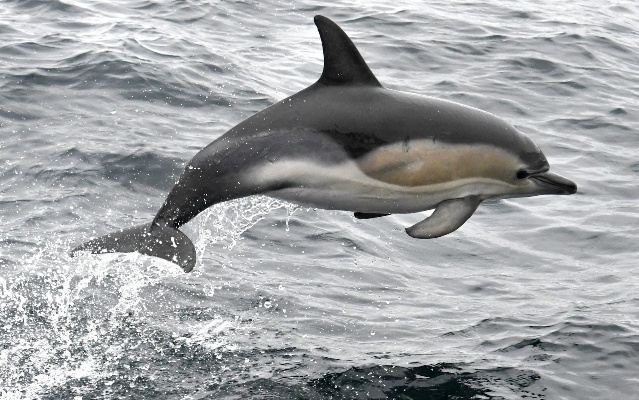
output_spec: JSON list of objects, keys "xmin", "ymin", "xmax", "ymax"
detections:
[{"xmin": 516, "ymin": 170, "xmax": 528, "ymax": 180}]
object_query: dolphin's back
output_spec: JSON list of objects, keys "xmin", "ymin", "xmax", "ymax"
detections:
[{"xmin": 223, "ymin": 84, "xmax": 545, "ymax": 170}]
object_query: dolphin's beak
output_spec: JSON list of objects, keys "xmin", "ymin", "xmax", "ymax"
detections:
[{"xmin": 530, "ymin": 171, "xmax": 577, "ymax": 194}]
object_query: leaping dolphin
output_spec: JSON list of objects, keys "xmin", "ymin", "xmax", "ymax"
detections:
[{"xmin": 71, "ymin": 15, "xmax": 577, "ymax": 272}]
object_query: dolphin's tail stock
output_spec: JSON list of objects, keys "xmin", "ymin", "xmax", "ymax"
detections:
[{"xmin": 70, "ymin": 223, "xmax": 196, "ymax": 272}]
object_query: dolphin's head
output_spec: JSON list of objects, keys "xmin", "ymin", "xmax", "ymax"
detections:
[
  {"xmin": 511, "ymin": 160, "xmax": 578, "ymax": 197},
  {"xmin": 498, "ymin": 133, "xmax": 577, "ymax": 199}
]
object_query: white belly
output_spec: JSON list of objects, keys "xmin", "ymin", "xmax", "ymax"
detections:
[{"xmin": 248, "ymin": 158, "xmax": 511, "ymax": 214}]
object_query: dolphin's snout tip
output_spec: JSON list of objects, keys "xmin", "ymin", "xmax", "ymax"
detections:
[{"xmin": 531, "ymin": 171, "xmax": 577, "ymax": 195}]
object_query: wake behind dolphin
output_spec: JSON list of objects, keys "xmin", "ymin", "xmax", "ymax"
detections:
[{"xmin": 71, "ymin": 16, "xmax": 577, "ymax": 272}]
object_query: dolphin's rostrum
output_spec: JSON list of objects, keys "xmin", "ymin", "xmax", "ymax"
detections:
[{"xmin": 71, "ymin": 16, "xmax": 577, "ymax": 272}]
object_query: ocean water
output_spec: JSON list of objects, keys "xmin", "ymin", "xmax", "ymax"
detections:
[{"xmin": 1, "ymin": 0, "xmax": 638, "ymax": 398}]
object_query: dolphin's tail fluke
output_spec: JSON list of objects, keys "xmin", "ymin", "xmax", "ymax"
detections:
[{"xmin": 70, "ymin": 223, "xmax": 196, "ymax": 272}]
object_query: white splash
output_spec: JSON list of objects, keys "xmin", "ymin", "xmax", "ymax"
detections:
[
  {"xmin": 190, "ymin": 195, "xmax": 298, "ymax": 259},
  {"xmin": 0, "ymin": 196, "xmax": 296, "ymax": 398}
]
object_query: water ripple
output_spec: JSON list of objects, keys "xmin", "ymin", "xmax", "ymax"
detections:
[{"xmin": 1, "ymin": 0, "xmax": 639, "ymax": 399}]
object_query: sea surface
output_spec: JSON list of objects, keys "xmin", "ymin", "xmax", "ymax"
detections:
[{"xmin": 1, "ymin": 0, "xmax": 638, "ymax": 399}]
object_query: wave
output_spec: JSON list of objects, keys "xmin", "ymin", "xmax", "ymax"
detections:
[
  {"xmin": 0, "ymin": 146, "xmax": 184, "ymax": 191},
  {"xmin": 0, "ymin": 47, "xmax": 227, "ymax": 110}
]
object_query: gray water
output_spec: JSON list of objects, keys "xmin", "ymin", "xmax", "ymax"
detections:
[{"xmin": 1, "ymin": 1, "xmax": 638, "ymax": 399}]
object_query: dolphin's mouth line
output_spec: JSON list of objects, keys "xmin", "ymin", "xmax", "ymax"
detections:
[
  {"xmin": 529, "ymin": 171, "xmax": 578, "ymax": 194},
  {"xmin": 517, "ymin": 166, "xmax": 549, "ymax": 179}
]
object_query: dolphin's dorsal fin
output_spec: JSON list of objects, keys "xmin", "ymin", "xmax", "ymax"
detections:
[{"xmin": 314, "ymin": 15, "xmax": 382, "ymax": 87}]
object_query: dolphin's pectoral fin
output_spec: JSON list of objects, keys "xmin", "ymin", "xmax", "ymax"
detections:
[
  {"xmin": 354, "ymin": 212, "xmax": 391, "ymax": 219},
  {"xmin": 70, "ymin": 223, "xmax": 196, "ymax": 272},
  {"xmin": 405, "ymin": 196, "xmax": 481, "ymax": 239}
]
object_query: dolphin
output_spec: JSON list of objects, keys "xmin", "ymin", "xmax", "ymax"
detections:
[{"xmin": 71, "ymin": 15, "xmax": 577, "ymax": 272}]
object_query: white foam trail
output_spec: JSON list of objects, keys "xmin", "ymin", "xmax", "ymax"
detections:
[
  {"xmin": 0, "ymin": 196, "xmax": 296, "ymax": 398},
  {"xmin": 189, "ymin": 195, "xmax": 298, "ymax": 259}
]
